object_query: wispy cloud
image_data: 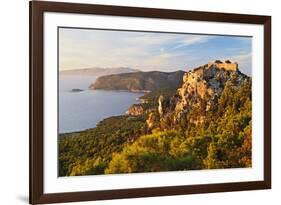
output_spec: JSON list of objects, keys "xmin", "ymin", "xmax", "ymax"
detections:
[
  {"xmin": 225, "ymin": 52, "xmax": 252, "ymax": 75},
  {"xmin": 173, "ymin": 36, "xmax": 212, "ymax": 49},
  {"xmin": 231, "ymin": 53, "xmax": 251, "ymax": 61},
  {"xmin": 59, "ymin": 28, "xmax": 252, "ymax": 74}
]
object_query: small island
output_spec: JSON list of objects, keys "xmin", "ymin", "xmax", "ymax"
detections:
[{"xmin": 70, "ymin": 88, "xmax": 84, "ymax": 92}]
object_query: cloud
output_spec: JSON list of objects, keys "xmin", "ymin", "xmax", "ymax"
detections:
[
  {"xmin": 59, "ymin": 29, "xmax": 188, "ymax": 70},
  {"xmin": 59, "ymin": 28, "xmax": 251, "ymax": 74},
  {"xmin": 227, "ymin": 52, "xmax": 252, "ymax": 76},
  {"xmin": 173, "ymin": 36, "xmax": 212, "ymax": 49},
  {"xmin": 231, "ymin": 53, "xmax": 251, "ymax": 61}
]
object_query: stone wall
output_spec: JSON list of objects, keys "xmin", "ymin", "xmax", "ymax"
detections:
[{"xmin": 208, "ymin": 60, "xmax": 238, "ymax": 71}]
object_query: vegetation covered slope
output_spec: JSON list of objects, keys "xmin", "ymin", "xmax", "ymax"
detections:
[
  {"xmin": 59, "ymin": 115, "xmax": 146, "ymax": 176},
  {"xmin": 106, "ymin": 80, "xmax": 252, "ymax": 173},
  {"xmin": 89, "ymin": 71, "xmax": 185, "ymax": 92},
  {"xmin": 59, "ymin": 61, "xmax": 252, "ymax": 176}
]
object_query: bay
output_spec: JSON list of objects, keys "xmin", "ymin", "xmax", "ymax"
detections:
[{"xmin": 59, "ymin": 75, "xmax": 143, "ymax": 134}]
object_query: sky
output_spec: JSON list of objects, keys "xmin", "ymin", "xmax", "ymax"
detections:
[{"xmin": 59, "ymin": 28, "xmax": 252, "ymax": 76}]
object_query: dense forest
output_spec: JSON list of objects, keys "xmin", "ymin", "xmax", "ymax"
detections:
[{"xmin": 59, "ymin": 61, "xmax": 252, "ymax": 176}]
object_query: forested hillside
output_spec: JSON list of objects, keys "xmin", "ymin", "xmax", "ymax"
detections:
[
  {"xmin": 89, "ymin": 71, "xmax": 185, "ymax": 92},
  {"xmin": 59, "ymin": 61, "xmax": 252, "ymax": 176}
]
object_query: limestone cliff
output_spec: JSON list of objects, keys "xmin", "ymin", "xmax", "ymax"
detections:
[
  {"xmin": 126, "ymin": 104, "xmax": 145, "ymax": 116},
  {"xmin": 175, "ymin": 61, "xmax": 248, "ymax": 119},
  {"xmin": 146, "ymin": 60, "xmax": 250, "ymax": 130}
]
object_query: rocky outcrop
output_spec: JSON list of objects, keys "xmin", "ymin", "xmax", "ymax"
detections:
[
  {"xmin": 150, "ymin": 60, "xmax": 250, "ymax": 129},
  {"xmin": 158, "ymin": 95, "xmax": 164, "ymax": 117},
  {"xmin": 126, "ymin": 104, "xmax": 145, "ymax": 116},
  {"xmin": 146, "ymin": 110, "xmax": 159, "ymax": 130}
]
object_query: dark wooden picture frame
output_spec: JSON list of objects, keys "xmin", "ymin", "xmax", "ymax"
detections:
[{"xmin": 30, "ymin": 1, "xmax": 271, "ymax": 204}]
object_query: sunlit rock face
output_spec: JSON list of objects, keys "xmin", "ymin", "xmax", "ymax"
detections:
[
  {"xmin": 154, "ymin": 60, "xmax": 250, "ymax": 128},
  {"xmin": 126, "ymin": 104, "xmax": 145, "ymax": 116}
]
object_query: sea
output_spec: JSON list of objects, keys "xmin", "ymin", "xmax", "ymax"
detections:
[{"xmin": 59, "ymin": 75, "xmax": 143, "ymax": 134}]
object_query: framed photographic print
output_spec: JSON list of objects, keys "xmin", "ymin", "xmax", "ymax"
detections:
[{"xmin": 30, "ymin": 1, "xmax": 271, "ymax": 204}]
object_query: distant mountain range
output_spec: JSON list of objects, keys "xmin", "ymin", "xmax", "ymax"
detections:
[
  {"xmin": 60, "ymin": 67, "xmax": 139, "ymax": 77},
  {"xmin": 89, "ymin": 71, "xmax": 186, "ymax": 92}
]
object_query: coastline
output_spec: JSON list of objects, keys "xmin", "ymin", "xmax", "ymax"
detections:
[
  {"xmin": 89, "ymin": 88, "xmax": 151, "ymax": 94},
  {"xmin": 59, "ymin": 88, "xmax": 147, "ymax": 135}
]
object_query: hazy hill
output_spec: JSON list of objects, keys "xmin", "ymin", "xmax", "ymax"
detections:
[
  {"xmin": 60, "ymin": 67, "xmax": 139, "ymax": 77},
  {"xmin": 89, "ymin": 71, "xmax": 186, "ymax": 92}
]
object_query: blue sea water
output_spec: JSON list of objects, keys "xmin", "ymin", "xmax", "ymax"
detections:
[{"xmin": 59, "ymin": 75, "xmax": 143, "ymax": 134}]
